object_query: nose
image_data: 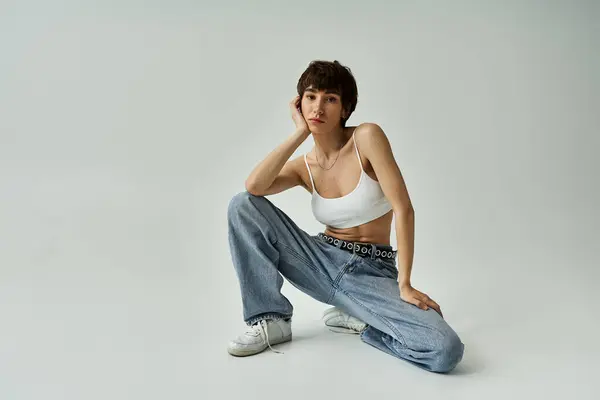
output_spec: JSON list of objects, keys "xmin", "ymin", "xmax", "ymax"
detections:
[{"xmin": 314, "ymin": 102, "xmax": 324, "ymax": 115}]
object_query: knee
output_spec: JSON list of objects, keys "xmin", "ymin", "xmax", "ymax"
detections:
[
  {"xmin": 228, "ymin": 190, "xmax": 251, "ymax": 211},
  {"xmin": 227, "ymin": 191, "xmax": 268, "ymax": 221},
  {"xmin": 228, "ymin": 191, "xmax": 255, "ymax": 216},
  {"xmin": 428, "ymin": 331, "xmax": 464, "ymax": 373}
]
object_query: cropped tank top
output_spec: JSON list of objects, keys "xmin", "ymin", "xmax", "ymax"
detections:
[{"xmin": 303, "ymin": 131, "xmax": 393, "ymax": 229}]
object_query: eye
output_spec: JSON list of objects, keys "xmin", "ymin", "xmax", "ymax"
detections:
[{"xmin": 327, "ymin": 97, "xmax": 337, "ymax": 103}]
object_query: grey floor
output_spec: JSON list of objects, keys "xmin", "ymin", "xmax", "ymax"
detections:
[
  {"xmin": 2, "ymin": 1, "xmax": 599, "ymax": 399},
  {"xmin": 1, "ymin": 182, "xmax": 598, "ymax": 399}
]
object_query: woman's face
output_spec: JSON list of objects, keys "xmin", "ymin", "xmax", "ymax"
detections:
[{"xmin": 300, "ymin": 86, "xmax": 345, "ymax": 132}]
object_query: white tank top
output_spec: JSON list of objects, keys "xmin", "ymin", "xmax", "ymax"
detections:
[{"xmin": 303, "ymin": 131, "xmax": 393, "ymax": 229}]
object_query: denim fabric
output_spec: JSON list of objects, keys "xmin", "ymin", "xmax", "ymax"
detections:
[{"xmin": 227, "ymin": 191, "xmax": 464, "ymax": 373}]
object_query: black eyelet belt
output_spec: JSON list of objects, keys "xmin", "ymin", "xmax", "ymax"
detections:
[{"xmin": 317, "ymin": 233, "xmax": 397, "ymax": 260}]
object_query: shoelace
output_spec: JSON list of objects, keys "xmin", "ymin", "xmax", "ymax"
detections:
[{"xmin": 250, "ymin": 320, "xmax": 284, "ymax": 354}]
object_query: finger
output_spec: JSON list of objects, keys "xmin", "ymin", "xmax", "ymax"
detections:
[
  {"xmin": 421, "ymin": 294, "xmax": 437, "ymax": 308},
  {"xmin": 424, "ymin": 296, "xmax": 437, "ymax": 308},
  {"xmin": 430, "ymin": 302, "xmax": 443, "ymax": 317},
  {"xmin": 291, "ymin": 98, "xmax": 301, "ymax": 110},
  {"xmin": 413, "ymin": 300, "xmax": 428, "ymax": 311},
  {"xmin": 426, "ymin": 299, "xmax": 443, "ymax": 318}
]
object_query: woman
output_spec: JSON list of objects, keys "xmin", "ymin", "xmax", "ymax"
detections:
[{"xmin": 226, "ymin": 60, "xmax": 464, "ymax": 373}]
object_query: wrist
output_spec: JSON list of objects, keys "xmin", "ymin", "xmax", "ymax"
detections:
[
  {"xmin": 399, "ymin": 281, "xmax": 412, "ymax": 291},
  {"xmin": 295, "ymin": 128, "xmax": 310, "ymax": 137}
]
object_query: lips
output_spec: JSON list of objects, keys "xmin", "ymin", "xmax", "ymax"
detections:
[{"xmin": 309, "ymin": 118, "xmax": 324, "ymax": 123}]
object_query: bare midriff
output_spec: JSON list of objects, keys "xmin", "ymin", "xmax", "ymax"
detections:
[{"xmin": 324, "ymin": 210, "xmax": 393, "ymax": 245}]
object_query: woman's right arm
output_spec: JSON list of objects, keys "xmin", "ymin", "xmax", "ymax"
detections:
[
  {"xmin": 245, "ymin": 95, "xmax": 312, "ymax": 196},
  {"xmin": 245, "ymin": 128, "xmax": 311, "ymax": 196}
]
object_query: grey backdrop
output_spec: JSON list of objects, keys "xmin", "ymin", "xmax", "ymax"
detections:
[{"xmin": 1, "ymin": 1, "xmax": 598, "ymax": 399}]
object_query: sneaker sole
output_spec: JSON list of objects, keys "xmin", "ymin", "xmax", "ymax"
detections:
[
  {"xmin": 227, "ymin": 334, "xmax": 292, "ymax": 357},
  {"xmin": 326, "ymin": 326, "xmax": 362, "ymax": 334}
]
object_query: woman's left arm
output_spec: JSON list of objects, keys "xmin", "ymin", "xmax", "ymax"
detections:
[{"xmin": 356, "ymin": 123, "xmax": 443, "ymax": 318}]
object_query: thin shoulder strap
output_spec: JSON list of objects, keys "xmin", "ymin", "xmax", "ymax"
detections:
[
  {"xmin": 303, "ymin": 154, "xmax": 316, "ymax": 192},
  {"xmin": 352, "ymin": 128, "xmax": 364, "ymax": 170}
]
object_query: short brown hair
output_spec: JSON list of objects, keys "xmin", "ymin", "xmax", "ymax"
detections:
[{"xmin": 296, "ymin": 60, "xmax": 358, "ymax": 127}]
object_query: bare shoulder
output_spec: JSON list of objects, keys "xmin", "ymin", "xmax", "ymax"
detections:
[{"xmin": 353, "ymin": 122, "xmax": 394, "ymax": 157}]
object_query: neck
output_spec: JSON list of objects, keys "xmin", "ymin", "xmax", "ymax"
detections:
[{"xmin": 312, "ymin": 126, "xmax": 350, "ymax": 158}]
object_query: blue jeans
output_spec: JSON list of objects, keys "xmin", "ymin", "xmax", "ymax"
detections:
[{"xmin": 227, "ymin": 191, "xmax": 464, "ymax": 373}]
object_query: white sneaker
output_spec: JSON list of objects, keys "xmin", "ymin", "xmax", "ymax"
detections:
[
  {"xmin": 227, "ymin": 318, "xmax": 292, "ymax": 357},
  {"xmin": 322, "ymin": 307, "xmax": 367, "ymax": 334}
]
